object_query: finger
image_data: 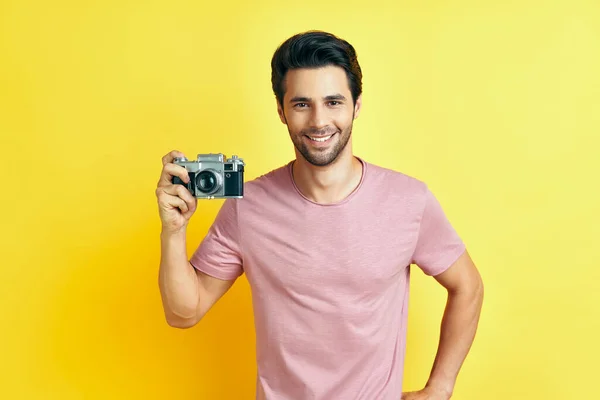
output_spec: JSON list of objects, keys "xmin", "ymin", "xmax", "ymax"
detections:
[
  {"xmin": 176, "ymin": 185, "xmax": 197, "ymax": 213},
  {"xmin": 156, "ymin": 189, "xmax": 187, "ymax": 213},
  {"xmin": 157, "ymin": 163, "xmax": 190, "ymax": 187},
  {"xmin": 157, "ymin": 189, "xmax": 188, "ymax": 213},
  {"xmin": 161, "ymin": 184, "xmax": 196, "ymax": 213},
  {"xmin": 170, "ymin": 196, "xmax": 188, "ymax": 214},
  {"xmin": 162, "ymin": 150, "xmax": 186, "ymax": 166},
  {"xmin": 182, "ymin": 197, "xmax": 198, "ymax": 219}
]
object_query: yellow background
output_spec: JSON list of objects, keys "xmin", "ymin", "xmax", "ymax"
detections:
[{"xmin": 1, "ymin": 0, "xmax": 599, "ymax": 398}]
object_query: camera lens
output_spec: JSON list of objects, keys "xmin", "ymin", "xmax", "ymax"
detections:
[{"xmin": 196, "ymin": 170, "xmax": 220, "ymax": 194}]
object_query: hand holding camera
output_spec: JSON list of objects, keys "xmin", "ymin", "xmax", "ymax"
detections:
[
  {"xmin": 156, "ymin": 150, "xmax": 245, "ymax": 234},
  {"xmin": 156, "ymin": 150, "xmax": 199, "ymax": 234},
  {"xmin": 172, "ymin": 153, "xmax": 245, "ymax": 199}
]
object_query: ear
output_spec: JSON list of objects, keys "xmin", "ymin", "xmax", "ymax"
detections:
[
  {"xmin": 277, "ymin": 99, "xmax": 287, "ymax": 125},
  {"xmin": 353, "ymin": 94, "xmax": 363, "ymax": 119}
]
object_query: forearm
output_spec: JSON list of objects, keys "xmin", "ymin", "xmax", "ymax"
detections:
[
  {"xmin": 158, "ymin": 229, "xmax": 199, "ymax": 323},
  {"xmin": 426, "ymin": 281, "xmax": 484, "ymax": 397}
]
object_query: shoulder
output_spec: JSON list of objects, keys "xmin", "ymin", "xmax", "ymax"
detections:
[
  {"xmin": 244, "ymin": 161, "xmax": 290, "ymax": 193},
  {"xmin": 362, "ymin": 158, "xmax": 429, "ymax": 198},
  {"xmin": 248, "ymin": 162, "xmax": 290, "ymax": 183}
]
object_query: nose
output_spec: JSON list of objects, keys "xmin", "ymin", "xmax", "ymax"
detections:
[{"xmin": 309, "ymin": 104, "xmax": 328, "ymax": 130}]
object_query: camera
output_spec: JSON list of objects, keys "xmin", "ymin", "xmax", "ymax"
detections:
[{"xmin": 171, "ymin": 153, "xmax": 245, "ymax": 199}]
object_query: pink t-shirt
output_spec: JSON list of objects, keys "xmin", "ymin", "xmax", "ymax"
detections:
[{"xmin": 190, "ymin": 157, "xmax": 465, "ymax": 400}]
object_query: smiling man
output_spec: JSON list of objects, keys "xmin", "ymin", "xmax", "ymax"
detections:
[{"xmin": 156, "ymin": 30, "xmax": 484, "ymax": 400}]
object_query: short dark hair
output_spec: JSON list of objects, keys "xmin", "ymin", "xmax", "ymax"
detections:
[{"xmin": 271, "ymin": 30, "xmax": 363, "ymax": 107}]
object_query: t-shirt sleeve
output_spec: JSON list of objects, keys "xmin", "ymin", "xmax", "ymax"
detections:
[
  {"xmin": 189, "ymin": 198, "xmax": 244, "ymax": 281},
  {"xmin": 411, "ymin": 187, "xmax": 466, "ymax": 276}
]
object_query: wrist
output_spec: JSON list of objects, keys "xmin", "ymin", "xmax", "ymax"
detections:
[
  {"xmin": 425, "ymin": 380, "xmax": 453, "ymax": 399},
  {"xmin": 160, "ymin": 226, "xmax": 187, "ymax": 240}
]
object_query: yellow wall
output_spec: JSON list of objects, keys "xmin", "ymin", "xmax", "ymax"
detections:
[{"xmin": 2, "ymin": 0, "xmax": 599, "ymax": 398}]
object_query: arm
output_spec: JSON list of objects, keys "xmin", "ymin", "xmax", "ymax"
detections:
[
  {"xmin": 403, "ymin": 187, "xmax": 483, "ymax": 399},
  {"xmin": 423, "ymin": 249, "xmax": 484, "ymax": 398},
  {"xmin": 155, "ymin": 150, "xmax": 237, "ymax": 329},
  {"xmin": 158, "ymin": 230, "xmax": 235, "ymax": 329}
]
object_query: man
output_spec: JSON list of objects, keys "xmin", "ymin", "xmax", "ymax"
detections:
[{"xmin": 156, "ymin": 30, "xmax": 484, "ymax": 400}]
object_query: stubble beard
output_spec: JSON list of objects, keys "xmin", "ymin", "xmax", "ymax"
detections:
[{"xmin": 289, "ymin": 121, "xmax": 354, "ymax": 167}]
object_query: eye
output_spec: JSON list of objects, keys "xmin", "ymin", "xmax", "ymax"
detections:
[
  {"xmin": 328, "ymin": 101, "xmax": 341, "ymax": 106},
  {"xmin": 294, "ymin": 103, "xmax": 308, "ymax": 108}
]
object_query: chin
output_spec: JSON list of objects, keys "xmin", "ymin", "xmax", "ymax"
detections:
[{"xmin": 304, "ymin": 151, "xmax": 340, "ymax": 167}]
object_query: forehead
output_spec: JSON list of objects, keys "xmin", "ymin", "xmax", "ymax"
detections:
[{"xmin": 283, "ymin": 66, "xmax": 350, "ymax": 98}]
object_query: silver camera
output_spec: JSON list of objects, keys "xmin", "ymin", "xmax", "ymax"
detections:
[{"xmin": 172, "ymin": 153, "xmax": 245, "ymax": 199}]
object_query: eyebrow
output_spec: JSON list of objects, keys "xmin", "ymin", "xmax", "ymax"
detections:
[{"xmin": 289, "ymin": 94, "xmax": 347, "ymax": 103}]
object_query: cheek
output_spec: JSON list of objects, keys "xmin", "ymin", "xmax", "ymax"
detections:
[
  {"xmin": 288, "ymin": 120, "xmax": 304, "ymax": 134},
  {"xmin": 286, "ymin": 115, "xmax": 308, "ymax": 133},
  {"xmin": 285, "ymin": 109, "xmax": 352, "ymax": 132},
  {"xmin": 335, "ymin": 114, "xmax": 353, "ymax": 130}
]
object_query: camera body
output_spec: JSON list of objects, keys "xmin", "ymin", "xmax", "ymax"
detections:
[{"xmin": 172, "ymin": 153, "xmax": 245, "ymax": 199}]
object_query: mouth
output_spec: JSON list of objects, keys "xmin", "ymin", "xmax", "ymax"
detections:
[{"xmin": 305, "ymin": 133, "xmax": 335, "ymax": 143}]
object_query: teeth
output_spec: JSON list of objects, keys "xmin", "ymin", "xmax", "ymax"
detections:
[{"xmin": 308, "ymin": 134, "xmax": 333, "ymax": 142}]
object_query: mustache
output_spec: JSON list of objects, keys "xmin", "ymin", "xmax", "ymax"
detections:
[{"xmin": 300, "ymin": 127, "xmax": 339, "ymax": 136}]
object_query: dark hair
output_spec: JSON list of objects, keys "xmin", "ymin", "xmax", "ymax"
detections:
[{"xmin": 271, "ymin": 30, "xmax": 363, "ymax": 107}]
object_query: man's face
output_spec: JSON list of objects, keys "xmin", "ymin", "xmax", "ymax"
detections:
[{"xmin": 277, "ymin": 66, "xmax": 362, "ymax": 167}]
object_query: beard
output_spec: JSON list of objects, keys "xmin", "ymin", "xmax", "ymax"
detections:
[{"xmin": 288, "ymin": 121, "xmax": 354, "ymax": 167}]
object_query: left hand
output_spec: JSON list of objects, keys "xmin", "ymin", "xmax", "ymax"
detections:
[{"xmin": 401, "ymin": 386, "xmax": 452, "ymax": 400}]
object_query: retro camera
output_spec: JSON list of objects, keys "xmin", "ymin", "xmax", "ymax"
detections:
[{"xmin": 172, "ymin": 153, "xmax": 245, "ymax": 199}]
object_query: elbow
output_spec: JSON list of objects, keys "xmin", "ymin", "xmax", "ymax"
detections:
[
  {"xmin": 164, "ymin": 309, "xmax": 201, "ymax": 329},
  {"xmin": 159, "ymin": 291, "xmax": 201, "ymax": 329},
  {"xmin": 450, "ymin": 273, "xmax": 484, "ymax": 304},
  {"xmin": 471, "ymin": 274, "xmax": 485, "ymax": 309},
  {"xmin": 165, "ymin": 314, "xmax": 200, "ymax": 329}
]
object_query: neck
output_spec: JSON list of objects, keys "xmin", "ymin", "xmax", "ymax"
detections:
[{"xmin": 292, "ymin": 147, "xmax": 363, "ymax": 205}]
